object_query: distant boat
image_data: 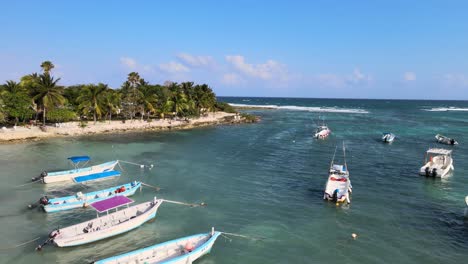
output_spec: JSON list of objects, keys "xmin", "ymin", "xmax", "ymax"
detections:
[
  {"xmin": 419, "ymin": 148, "xmax": 454, "ymax": 178},
  {"xmin": 93, "ymin": 228, "xmax": 222, "ymax": 264},
  {"xmin": 382, "ymin": 132, "xmax": 395, "ymax": 143},
  {"xmin": 323, "ymin": 143, "xmax": 352, "ymax": 204},
  {"xmin": 33, "ymin": 181, "xmax": 141, "ymax": 213},
  {"xmin": 435, "ymin": 134, "xmax": 458, "ymax": 145},
  {"xmin": 465, "ymin": 196, "xmax": 468, "ymax": 206},
  {"xmin": 33, "ymin": 156, "xmax": 118, "ymax": 184},
  {"xmin": 37, "ymin": 196, "xmax": 162, "ymax": 249},
  {"xmin": 314, "ymin": 125, "xmax": 331, "ymax": 139}
]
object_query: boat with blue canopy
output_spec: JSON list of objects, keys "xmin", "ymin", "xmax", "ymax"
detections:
[
  {"xmin": 33, "ymin": 156, "xmax": 119, "ymax": 184},
  {"xmin": 93, "ymin": 228, "xmax": 221, "ymax": 264},
  {"xmin": 34, "ymin": 181, "xmax": 141, "ymax": 213}
]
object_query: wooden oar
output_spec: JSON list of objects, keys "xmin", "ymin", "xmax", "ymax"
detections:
[
  {"xmin": 141, "ymin": 182, "xmax": 162, "ymax": 191},
  {"xmin": 162, "ymin": 199, "xmax": 207, "ymax": 207}
]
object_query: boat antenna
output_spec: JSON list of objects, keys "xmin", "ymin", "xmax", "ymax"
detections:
[
  {"xmin": 342, "ymin": 142, "xmax": 347, "ymax": 169},
  {"xmin": 330, "ymin": 145, "xmax": 338, "ymax": 169}
]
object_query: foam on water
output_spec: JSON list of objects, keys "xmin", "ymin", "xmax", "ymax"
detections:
[
  {"xmin": 229, "ymin": 103, "xmax": 369, "ymax": 114},
  {"xmin": 423, "ymin": 107, "xmax": 468, "ymax": 112}
]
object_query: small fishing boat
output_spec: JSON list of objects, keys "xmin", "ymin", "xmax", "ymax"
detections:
[
  {"xmin": 465, "ymin": 196, "xmax": 468, "ymax": 206},
  {"xmin": 323, "ymin": 143, "xmax": 352, "ymax": 204},
  {"xmin": 419, "ymin": 148, "xmax": 454, "ymax": 178},
  {"xmin": 34, "ymin": 181, "xmax": 141, "ymax": 213},
  {"xmin": 33, "ymin": 156, "xmax": 119, "ymax": 184},
  {"xmin": 37, "ymin": 196, "xmax": 162, "ymax": 249},
  {"xmin": 313, "ymin": 117, "xmax": 331, "ymax": 139},
  {"xmin": 314, "ymin": 125, "xmax": 331, "ymax": 139},
  {"xmin": 93, "ymin": 228, "xmax": 222, "ymax": 264},
  {"xmin": 435, "ymin": 134, "xmax": 458, "ymax": 145},
  {"xmin": 382, "ymin": 132, "xmax": 395, "ymax": 143}
]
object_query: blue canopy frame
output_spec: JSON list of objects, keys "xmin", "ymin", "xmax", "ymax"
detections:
[
  {"xmin": 67, "ymin": 156, "xmax": 91, "ymax": 168},
  {"xmin": 68, "ymin": 156, "xmax": 91, "ymax": 163}
]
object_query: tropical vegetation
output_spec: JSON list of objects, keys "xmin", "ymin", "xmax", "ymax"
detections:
[{"xmin": 0, "ymin": 61, "xmax": 233, "ymax": 125}]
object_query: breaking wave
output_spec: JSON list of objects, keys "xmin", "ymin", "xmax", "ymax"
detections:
[
  {"xmin": 229, "ymin": 103, "xmax": 369, "ymax": 114},
  {"xmin": 423, "ymin": 107, "xmax": 468, "ymax": 112}
]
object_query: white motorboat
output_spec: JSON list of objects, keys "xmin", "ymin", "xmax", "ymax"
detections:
[
  {"xmin": 323, "ymin": 144, "xmax": 352, "ymax": 204},
  {"xmin": 435, "ymin": 134, "xmax": 458, "ymax": 145},
  {"xmin": 419, "ymin": 148, "xmax": 454, "ymax": 178},
  {"xmin": 382, "ymin": 132, "xmax": 395, "ymax": 143}
]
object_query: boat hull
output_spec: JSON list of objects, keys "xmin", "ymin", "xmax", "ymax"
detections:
[
  {"xmin": 43, "ymin": 182, "xmax": 141, "ymax": 213},
  {"xmin": 42, "ymin": 161, "xmax": 118, "ymax": 184},
  {"xmin": 52, "ymin": 199, "xmax": 161, "ymax": 247},
  {"xmin": 94, "ymin": 232, "xmax": 221, "ymax": 264}
]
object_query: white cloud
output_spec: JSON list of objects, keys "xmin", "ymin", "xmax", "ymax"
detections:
[
  {"xmin": 403, "ymin": 71, "xmax": 416, "ymax": 81},
  {"xmin": 442, "ymin": 73, "xmax": 468, "ymax": 87},
  {"xmin": 348, "ymin": 68, "xmax": 372, "ymax": 83},
  {"xmin": 225, "ymin": 55, "xmax": 289, "ymax": 81},
  {"xmin": 312, "ymin": 68, "xmax": 372, "ymax": 88},
  {"xmin": 120, "ymin": 57, "xmax": 137, "ymax": 69},
  {"xmin": 177, "ymin": 53, "xmax": 216, "ymax": 68},
  {"xmin": 159, "ymin": 61, "xmax": 190, "ymax": 73},
  {"xmin": 221, "ymin": 73, "xmax": 243, "ymax": 85}
]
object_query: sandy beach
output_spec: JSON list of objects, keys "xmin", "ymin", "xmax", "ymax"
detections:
[{"xmin": 0, "ymin": 112, "xmax": 247, "ymax": 142}]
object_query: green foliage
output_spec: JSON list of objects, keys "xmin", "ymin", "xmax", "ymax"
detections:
[
  {"xmin": 47, "ymin": 108, "xmax": 76, "ymax": 122},
  {"xmin": 215, "ymin": 102, "xmax": 237, "ymax": 113},
  {"xmin": 1, "ymin": 62, "xmax": 227, "ymax": 124}
]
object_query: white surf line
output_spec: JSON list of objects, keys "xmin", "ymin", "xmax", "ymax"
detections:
[
  {"xmin": 228, "ymin": 103, "xmax": 369, "ymax": 114},
  {"xmin": 422, "ymin": 107, "xmax": 468, "ymax": 112}
]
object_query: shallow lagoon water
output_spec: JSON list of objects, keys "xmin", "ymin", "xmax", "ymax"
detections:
[{"xmin": 0, "ymin": 98, "xmax": 467, "ymax": 263}]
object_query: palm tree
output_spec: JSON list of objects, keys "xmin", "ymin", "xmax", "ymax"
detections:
[
  {"xmin": 77, "ymin": 83, "xmax": 108, "ymax": 123},
  {"xmin": 33, "ymin": 74, "xmax": 65, "ymax": 125},
  {"xmin": 138, "ymin": 85, "xmax": 158, "ymax": 120},
  {"xmin": 40, "ymin": 61, "xmax": 55, "ymax": 74},
  {"xmin": 102, "ymin": 89, "xmax": 121, "ymax": 122},
  {"xmin": 168, "ymin": 83, "xmax": 191, "ymax": 117}
]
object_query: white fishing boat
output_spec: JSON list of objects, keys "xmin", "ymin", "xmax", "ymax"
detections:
[
  {"xmin": 37, "ymin": 196, "xmax": 162, "ymax": 249},
  {"xmin": 314, "ymin": 125, "xmax": 331, "ymax": 139},
  {"xmin": 435, "ymin": 134, "xmax": 458, "ymax": 145},
  {"xmin": 419, "ymin": 148, "xmax": 454, "ymax": 178},
  {"xmin": 93, "ymin": 228, "xmax": 222, "ymax": 264},
  {"xmin": 33, "ymin": 156, "xmax": 119, "ymax": 184},
  {"xmin": 323, "ymin": 143, "xmax": 352, "ymax": 204},
  {"xmin": 34, "ymin": 181, "xmax": 141, "ymax": 213},
  {"xmin": 465, "ymin": 196, "xmax": 468, "ymax": 206},
  {"xmin": 382, "ymin": 132, "xmax": 395, "ymax": 143},
  {"xmin": 313, "ymin": 117, "xmax": 331, "ymax": 139}
]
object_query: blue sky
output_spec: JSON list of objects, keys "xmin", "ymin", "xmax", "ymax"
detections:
[{"xmin": 1, "ymin": 1, "xmax": 468, "ymax": 99}]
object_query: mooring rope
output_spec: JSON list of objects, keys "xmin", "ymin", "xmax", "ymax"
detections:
[
  {"xmin": 141, "ymin": 182, "xmax": 161, "ymax": 191},
  {"xmin": 162, "ymin": 199, "xmax": 207, "ymax": 207},
  {"xmin": 15, "ymin": 178, "xmax": 42, "ymax": 188},
  {"xmin": 118, "ymin": 160, "xmax": 154, "ymax": 169},
  {"xmin": 0, "ymin": 237, "xmax": 40, "ymax": 250},
  {"xmin": 220, "ymin": 232, "xmax": 265, "ymax": 240}
]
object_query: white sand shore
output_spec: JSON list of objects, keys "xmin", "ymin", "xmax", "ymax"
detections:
[{"xmin": 0, "ymin": 112, "xmax": 244, "ymax": 142}]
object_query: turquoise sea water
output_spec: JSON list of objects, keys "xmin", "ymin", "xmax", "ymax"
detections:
[{"xmin": 1, "ymin": 97, "xmax": 467, "ymax": 264}]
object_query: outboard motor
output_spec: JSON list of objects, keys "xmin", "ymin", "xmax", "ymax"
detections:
[
  {"xmin": 32, "ymin": 171, "xmax": 48, "ymax": 182},
  {"xmin": 48, "ymin": 230, "xmax": 59, "ymax": 239},
  {"xmin": 39, "ymin": 196, "xmax": 49, "ymax": 206},
  {"xmin": 332, "ymin": 189, "xmax": 339, "ymax": 202},
  {"xmin": 432, "ymin": 168, "xmax": 438, "ymax": 177},
  {"xmin": 425, "ymin": 167, "xmax": 430, "ymax": 177}
]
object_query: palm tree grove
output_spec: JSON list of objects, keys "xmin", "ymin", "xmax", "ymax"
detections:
[{"xmin": 0, "ymin": 61, "xmax": 236, "ymax": 126}]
